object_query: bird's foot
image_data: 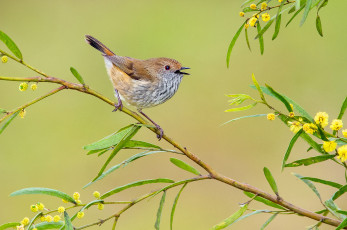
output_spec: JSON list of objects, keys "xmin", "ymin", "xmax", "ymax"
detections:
[
  {"xmin": 155, "ymin": 125, "xmax": 164, "ymax": 140},
  {"xmin": 112, "ymin": 100, "xmax": 123, "ymax": 112}
]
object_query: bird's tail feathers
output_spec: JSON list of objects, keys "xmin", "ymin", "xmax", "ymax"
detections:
[{"xmin": 85, "ymin": 35, "xmax": 115, "ymax": 56}]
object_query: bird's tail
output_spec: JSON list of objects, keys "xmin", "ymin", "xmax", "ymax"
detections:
[{"xmin": 85, "ymin": 35, "xmax": 115, "ymax": 56}]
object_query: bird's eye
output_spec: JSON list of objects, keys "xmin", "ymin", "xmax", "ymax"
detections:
[{"xmin": 165, "ymin": 65, "xmax": 170, "ymax": 70}]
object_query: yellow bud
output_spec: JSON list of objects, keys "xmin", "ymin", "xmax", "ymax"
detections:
[
  {"xmin": 37, "ymin": 202, "xmax": 44, "ymax": 211},
  {"xmin": 73, "ymin": 192, "xmax": 80, "ymax": 201},
  {"xmin": 330, "ymin": 119, "xmax": 343, "ymax": 131},
  {"xmin": 19, "ymin": 109, "xmax": 26, "ymax": 119},
  {"xmin": 289, "ymin": 112, "xmax": 295, "ymax": 118},
  {"xmin": 342, "ymin": 129, "xmax": 347, "ymax": 138},
  {"xmin": 1, "ymin": 55, "xmax": 8, "ymax": 63},
  {"xmin": 19, "ymin": 82, "xmax": 28, "ymax": 91},
  {"xmin": 250, "ymin": 3, "xmax": 257, "ymax": 9},
  {"xmin": 58, "ymin": 206, "xmax": 65, "ymax": 213},
  {"xmin": 77, "ymin": 211, "xmax": 85, "ymax": 219},
  {"xmin": 245, "ymin": 24, "xmax": 250, "ymax": 29},
  {"xmin": 20, "ymin": 217, "xmax": 30, "ymax": 226},
  {"xmin": 239, "ymin": 12, "xmax": 245, "ymax": 17},
  {"xmin": 97, "ymin": 203, "xmax": 104, "ymax": 210},
  {"xmin": 45, "ymin": 215, "xmax": 53, "ymax": 222},
  {"xmin": 249, "ymin": 17, "xmax": 258, "ymax": 27},
  {"xmin": 53, "ymin": 215, "xmax": 61, "ymax": 222},
  {"xmin": 30, "ymin": 204, "xmax": 38, "ymax": 212},
  {"xmin": 31, "ymin": 84, "xmax": 38, "ymax": 91},
  {"xmin": 93, "ymin": 191, "xmax": 101, "ymax": 199},
  {"xmin": 267, "ymin": 113, "xmax": 275, "ymax": 121},
  {"xmin": 323, "ymin": 141, "xmax": 337, "ymax": 152},
  {"xmin": 261, "ymin": 2, "xmax": 267, "ymax": 10},
  {"xmin": 262, "ymin": 13, "xmax": 271, "ymax": 22}
]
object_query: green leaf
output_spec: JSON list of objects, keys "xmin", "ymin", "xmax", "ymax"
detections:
[
  {"xmin": 210, "ymin": 204, "xmax": 249, "ymax": 230},
  {"xmin": 300, "ymin": 132, "xmax": 324, "ymax": 153},
  {"xmin": 282, "ymin": 129, "xmax": 303, "ymax": 170},
  {"xmin": 263, "ymin": 167, "xmax": 278, "ymax": 195},
  {"xmin": 94, "ymin": 124, "xmax": 141, "ymax": 179},
  {"xmin": 285, "ymin": 154, "xmax": 334, "ymax": 168},
  {"xmin": 255, "ymin": 19, "xmax": 274, "ymax": 40},
  {"xmin": 226, "ymin": 22, "xmax": 246, "ymax": 67},
  {"xmin": 257, "ymin": 23, "xmax": 264, "ymax": 55},
  {"xmin": 288, "ymin": 6, "xmax": 296, "ymax": 14},
  {"xmin": 227, "ymin": 94, "xmax": 254, "ymax": 105},
  {"xmin": 10, "ymin": 187, "xmax": 76, "ymax": 204},
  {"xmin": 337, "ymin": 210, "xmax": 347, "ymax": 215},
  {"xmin": 286, "ymin": 4, "xmax": 305, "ymax": 27},
  {"xmin": 170, "ymin": 158, "xmax": 201, "ymax": 176},
  {"xmin": 243, "ymin": 192, "xmax": 286, "ymax": 210},
  {"xmin": 222, "ymin": 114, "xmax": 267, "ymax": 126},
  {"xmin": 242, "ymin": 7, "xmax": 258, "ymax": 13},
  {"xmin": 293, "ymin": 173, "xmax": 321, "ymax": 201},
  {"xmin": 300, "ymin": 0, "xmax": 312, "ymax": 26},
  {"xmin": 331, "ymin": 184, "xmax": 347, "ymax": 201},
  {"xmin": 272, "ymin": 14, "xmax": 281, "ymax": 40},
  {"xmin": 80, "ymin": 200, "xmax": 103, "ymax": 212},
  {"xmin": 63, "ymin": 211, "xmax": 73, "ymax": 230},
  {"xmin": 260, "ymin": 213, "xmax": 278, "ymax": 230},
  {"xmin": 265, "ymin": 84, "xmax": 292, "ymax": 112},
  {"xmin": 0, "ymin": 108, "xmax": 6, "ymax": 113},
  {"xmin": 0, "ymin": 222, "xmax": 20, "ymax": 230},
  {"xmin": 0, "ymin": 30, "xmax": 22, "ymax": 60},
  {"xmin": 317, "ymin": 0, "xmax": 328, "ymax": 13},
  {"xmin": 324, "ymin": 199, "xmax": 346, "ymax": 220},
  {"xmin": 252, "ymin": 74, "xmax": 265, "ymax": 102},
  {"xmin": 170, "ymin": 183, "xmax": 187, "ymax": 230},
  {"xmin": 70, "ymin": 67, "xmax": 85, "ymax": 85},
  {"xmin": 245, "ymin": 28, "xmax": 251, "ymax": 52},
  {"xmin": 27, "ymin": 212, "xmax": 43, "ymax": 230},
  {"xmin": 301, "ymin": 177, "xmax": 342, "ymax": 189},
  {"xmin": 336, "ymin": 218, "xmax": 347, "ymax": 230},
  {"xmin": 28, "ymin": 221, "xmax": 64, "ymax": 230},
  {"xmin": 154, "ymin": 191, "xmax": 167, "ymax": 230},
  {"xmin": 241, "ymin": 0, "xmax": 255, "ymax": 7},
  {"xmin": 234, "ymin": 210, "xmax": 271, "ymax": 224},
  {"xmin": 100, "ymin": 178, "xmax": 174, "ymax": 199},
  {"xmin": 0, "ymin": 111, "xmax": 19, "ymax": 135},
  {"xmin": 224, "ymin": 103, "xmax": 257, "ymax": 112},
  {"xmin": 315, "ymin": 15, "xmax": 323, "ymax": 37},
  {"xmin": 337, "ymin": 96, "xmax": 347, "ymax": 120}
]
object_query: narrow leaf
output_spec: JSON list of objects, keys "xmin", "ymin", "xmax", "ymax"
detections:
[
  {"xmin": 263, "ymin": 167, "xmax": 278, "ymax": 195},
  {"xmin": 234, "ymin": 210, "xmax": 271, "ymax": 224},
  {"xmin": 331, "ymin": 184, "xmax": 347, "ymax": 201},
  {"xmin": 300, "ymin": 132, "xmax": 324, "ymax": 153},
  {"xmin": 170, "ymin": 158, "xmax": 201, "ymax": 176},
  {"xmin": 252, "ymin": 74, "xmax": 265, "ymax": 102},
  {"xmin": 245, "ymin": 28, "xmax": 251, "ymax": 52},
  {"xmin": 27, "ymin": 212, "xmax": 43, "ymax": 230},
  {"xmin": 301, "ymin": 177, "xmax": 342, "ymax": 189},
  {"xmin": 317, "ymin": 0, "xmax": 328, "ymax": 13},
  {"xmin": 0, "ymin": 111, "xmax": 19, "ymax": 135},
  {"xmin": 226, "ymin": 22, "xmax": 246, "ymax": 67},
  {"xmin": 272, "ymin": 14, "xmax": 282, "ymax": 40},
  {"xmin": 210, "ymin": 204, "xmax": 249, "ymax": 230},
  {"xmin": 257, "ymin": 23, "xmax": 264, "ymax": 55},
  {"xmin": 100, "ymin": 178, "xmax": 174, "ymax": 199},
  {"xmin": 241, "ymin": 0, "xmax": 255, "ymax": 7},
  {"xmin": 170, "ymin": 183, "xmax": 187, "ymax": 230},
  {"xmin": 337, "ymin": 96, "xmax": 347, "ymax": 120},
  {"xmin": 95, "ymin": 124, "xmax": 141, "ymax": 179},
  {"xmin": 80, "ymin": 200, "xmax": 103, "ymax": 212},
  {"xmin": 293, "ymin": 173, "xmax": 321, "ymax": 201},
  {"xmin": 0, "ymin": 30, "xmax": 22, "ymax": 59},
  {"xmin": 10, "ymin": 187, "xmax": 76, "ymax": 204},
  {"xmin": 337, "ymin": 210, "xmax": 347, "ymax": 215},
  {"xmin": 255, "ymin": 19, "xmax": 274, "ymax": 39},
  {"xmin": 64, "ymin": 211, "xmax": 73, "ymax": 230},
  {"xmin": 324, "ymin": 199, "xmax": 346, "ymax": 220},
  {"xmin": 0, "ymin": 108, "xmax": 6, "ymax": 113},
  {"xmin": 265, "ymin": 84, "xmax": 292, "ymax": 112},
  {"xmin": 285, "ymin": 154, "xmax": 334, "ymax": 168},
  {"xmin": 222, "ymin": 114, "xmax": 267, "ymax": 126},
  {"xmin": 28, "ymin": 221, "xmax": 64, "ymax": 230},
  {"xmin": 0, "ymin": 223, "xmax": 20, "ymax": 230},
  {"xmin": 224, "ymin": 102, "xmax": 257, "ymax": 112},
  {"xmin": 244, "ymin": 192, "xmax": 286, "ymax": 210},
  {"xmin": 155, "ymin": 191, "xmax": 167, "ymax": 230},
  {"xmin": 70, "ymin": 67, "xmax": 85, "ymax": 85},
  {"xmin": 315, "ymin": 15, "xmax": 323, "ymax": 37},
  {"xmin": 282, "ymin": 129, "xmax": 303, "ymax": 170},
  {"xmin": 260, "ymin": 213, "xmax": 278, "ymax": 230},
  {"xmin": 300, "ymin": 0, "xmax": 312, "ymax": 26},
  {"xmin": 336, "ymin": 218, "xmax": 347, "ymax": 230},
  {"xmin": 286, "ymin": 4, "xmax": 305, "ymax": 27}
]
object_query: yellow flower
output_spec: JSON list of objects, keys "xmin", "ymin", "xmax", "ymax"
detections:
[
  {"xmin": 58, "ymin": 206, "xmax": 65, "ymax": 213},
  {"xmin": 342, "ymin": 129, "xmax": 347, "ymax": 138},
  {"xmin": 76, "ymin": 199, "xmax": 82, "ymax": 204},
  {"xmin": 261, "ymin": 2, "xmax": 267, "ymax": 10},
  {"xmin": 20, "ymin": 217, "xmax": 30, "ymax": 226},
  {"xmin": 62, "ymin": 199, "xmax": 69, "ymax": 203},
  {"xmin": 245, "ymin": 24, "xmax": 250, "ymax": 29},
  {"xmin": 303, "ymin": 123, "xmax": 317, "ymax": 134},
  {"xmin": 45, "ymin": 215, "xmax": 53, "ymax": 222},
  {"xmin": 278, "ymin": 0, "xmax": 284, "ymax": 2},
  {"xmin": 290, "ymin": 104, "xmax": 294, "ymax": 111},
  {"xmin": 40, "ymin": 216, "xmax": 45, "ymax": 222},
  {"xmin": 290, "ymin": 121, "xmax": 302, "ymax": 133},
  {"xmin": 262, "ymin": 13, "xmax": 270, "ymax": 22},
  {"xmin": 53, "ymin": 215, "xmax": 61, "ymax": 222},
  {"xmin": 330, "ymin": 119, "xmax": 343, "ymax": 131},
  {"xmin": 93, "ymin": 191, "xmax": 101, "ymax": 199},
  {"xmin": 252, "ymin": 13, "xmax": 259, "ymax": 19},
  {"xmin": 97, "ymin": 203, "xmax": 104, "ymax": 210},
  {"xmin": 16, "ymin": 225, "xmax": 24, "ymax": 230},
  {"xmin": 1, "ymin": 55, "xmax": 8, "ymax": 63},
  {"xmin": 31, "ymin": 84, "xmax": 38, "ymax": 91},
  {"xmin": 337, "ymin": 145, "xmax": 347, "ymax": 162},
  {"xmin": 19, "ymin": 82, "xmax": 28, "ymax": 91},
  {"xmin": 289, "ymin": 111, "xmax": 295, "ymax": 118},
  {"xmin": 32, "ymin": 228, "xmax": 38, "ymax": 230},
  {"xmin": 323, "ymin": 141, "xmax": 337, "ymax": 152},
  {"xmin": 267, "ymin": 113, "xmax": 275, "ymax": 121},
  {"xmin": 239, "ymin": 12, "xmax": 245, "ymax": 17},
  {"xmin": 31, "ymin": 204, "xmax": 38, "ymax": 212},
  {"xmin": 37, "ymin": 202, "xmax": 44, "ymax": 211},
  {"xmin": 250, "ymin": 3, "xmax": 257, "ymax": 9},
  {"xmin": 314, "ymin": 112, "xmax": 329, "ymax": 128},
  {"xmin": 249, "ymin": 17, "xmax": 258, "ymax": 27},
  {"xmin": 73, "ymin": 192, "xmax": 80, "ymax": 201},
  {"xmin": 19, "ymin": 109, "xmax": 26, "ymax": 119},
  {"xmin": 77, "ymin": 211, "xmax": 85, "ymax": 219}
]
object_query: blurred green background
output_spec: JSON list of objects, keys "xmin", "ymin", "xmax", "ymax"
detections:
[{"xmin": 1, "ymin": 0, "xmax": 346, "ymax": 229}]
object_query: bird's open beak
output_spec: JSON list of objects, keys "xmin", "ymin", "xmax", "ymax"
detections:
[{"xmin": 175, "ymin": 67, "xmax": 190, "ymax": 75}]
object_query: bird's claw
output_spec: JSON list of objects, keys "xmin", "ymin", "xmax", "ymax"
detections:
[
  {"xmin": 112, "ymin": 101, "xmax": 123, "ymax": 112},
  {"xmin": 156, "ymin": 126, "xmax": 164, "ymax": 140}
]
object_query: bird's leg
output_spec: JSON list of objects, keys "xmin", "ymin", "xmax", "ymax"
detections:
[
  {"xmin": 112, "ymin": 89, "xmax": 123, "ymax": 112},
  {"xmin": 138, "ymin": 109, "xmax": 164, "ymax": 140}
]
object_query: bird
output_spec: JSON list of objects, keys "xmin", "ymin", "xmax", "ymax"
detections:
[{"xmin": 85, "ymin": 35, "xmax": 190, "ymax": 140}]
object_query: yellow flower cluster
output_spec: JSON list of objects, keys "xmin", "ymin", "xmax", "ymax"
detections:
[
  {"xmin": 323, "ymin": 141, "xmax": 337, "ymax": 152},
  {"xmin": 267, "ymin": 113, "xmax": 275, "ymax": 121},
  {"xmin": 97, "ymin": 203, "xmax": 104, "ymax": 210},
  {"xmin": 239, "ymin": 12, "xmax": 245, "ymax": 17},
  {"xmin": 250, "ymin": 3, "xmax": 257, "ymax": 9},
  {"xmin": 262, "ymin": 13, "xmax": 270, "ymax": 22},
  {"xmin": 77, "ymin": 211, "xmax": 85, "ymax": 219},
  {"xmin": 343, "ymin": 129, "xmax": 347, "ymax": 138},
  {"xmin": 337, "ymin": 145, "xmax": 347, "ymax": 162},
  {"xmin": 314, "ymin": 112, "xmax": 329, "ymax": 127},
  {"xmin": 73, "ymin": 192, "xmax": 82, "ymax": 204},
  {"xmin": 19, "ymin": 82, "xmax": 28, "ymax": 91},
  {"xmin": 303, "ymin": 123, "xmax": 317, "ymax": 134},
  {"xmin": 261, "ymin": 2, "xmax": 267, "ymax": 10},
  {"xmin": 1, "ymin": 55, "xmax": 8, "ymax": 63},
  {"xmin": 19, "ymin": 109, "xmax": 26, "ymax": 119},
  {"xmin": 289, "ymin": 112, "xmax": 295, "ymax": 118},
  {"xmin": 53, "ymin": 215, "xmax": 61, "ymax": 222},
  {"xmin": 31, "ymin": 83, "xmax": 38, "ymax": 91},
  {"xmin": 330, "ymin": 119, "xmax": 343, "ymax": 131},
  {"xmin": 290, "ymin": 121, "xmax": 302, "ymax": 133},
  {"xmin": 20, "ymin": 217, "xmax": 29, "ymax": 226},
  {"xmin": 93, "ymin": 191, "xmax": 101, "ymax": 198},
  {"xmin": 58, "ymin": 206, "xmax": 65, "ymax": 213},
  {"xmin": 45, "ymin": 215, "xmax": 53, "ymax": 222},
  {"xmin": 37, "ymin": 202, "xmax": 44, "ymax": 211},
  {"xmin": 31, "ymin": 204, "xmax": 38, "ymax": 212},
  {"xmin": 249, "ymin": 17, "xmax": 258, "ymax": 27}
]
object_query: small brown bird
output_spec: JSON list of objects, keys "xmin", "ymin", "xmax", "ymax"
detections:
[{"xmin": 85, "ymin": 35, "xmax": 190, "ymax": 140}]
